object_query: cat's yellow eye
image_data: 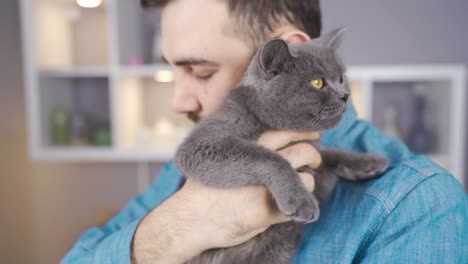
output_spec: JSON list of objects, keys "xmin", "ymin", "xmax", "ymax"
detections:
[{"xmin": 310, "ymin": 79, "xmax": 324, "ymax": 89}]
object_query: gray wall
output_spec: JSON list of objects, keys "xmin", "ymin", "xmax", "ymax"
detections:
[
  {"xmin": 322, "ymin": 0, "xmax": 468, "ymax": 186},
  {"xmin": 322, "ymin": 0, "xmax": 468, "ymax": 64}
]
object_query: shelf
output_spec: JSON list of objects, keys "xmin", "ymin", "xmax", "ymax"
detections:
[
  {"xmin": 33, "ymin": 147, "xmax": 175, "ymax": 162},
  {"xmin": 371, "ymin": 81, "xmax": 452, "ymax": 155},
  {"xmin": 118, "ymin": 64, "xmax": 173, "ymax": 78},
  {"xmin": 39, "ymin": 66, "xmax": 110, "ymax": 78},
  {"xmin": 38, "ymin": 65, "xmax": 173, "ymax": 78},
  {"xmin": 38, "ymin": 76, "xmax": 112, "ymax": 148},
  {"xmin": 347, "ymin": 64, "xmax": 466, "ymax": 81},
  {"xmin": 115, "ymin": 0, "xmax": 163, "ymax": 65},
  {"xmin": 348, "ymin": 79, "xmax": 369, "ymax": 119},
  {"xmin": 346, "ymin": 65, "xmax": 466, "ymax": 184},
  {"xmin": 115, "ymin": 75, "xmax": 191, "ymax": 151},
  {"xmin": 33, "ymin": 0, "xmax": 109, "ymax": 68}
]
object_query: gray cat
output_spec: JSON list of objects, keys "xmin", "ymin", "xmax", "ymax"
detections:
[{"xmin": 175, "ymin": 28, "xmax": 388, "ymax": 264}]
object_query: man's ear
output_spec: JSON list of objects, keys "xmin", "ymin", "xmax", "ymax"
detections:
[
  {"xmin": 259, "ymin": 38, "xmax": 294, "ymax": 77},
  {"xmin": 279, "ymin": 30, "xmax": 310, "ymax": 44},
  {"xmin": 313, "ymin": 27, "xmax": 346, "ymax": 50}
]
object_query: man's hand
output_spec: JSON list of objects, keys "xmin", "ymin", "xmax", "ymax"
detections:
[{"xmin": 132, "ymin": 130, "xmax": 321, "ymax": 264}]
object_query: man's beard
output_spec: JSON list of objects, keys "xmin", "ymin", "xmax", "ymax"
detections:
[{"xmin": 187, "ymin": 112, "xmax": 200, "ymax": 123}]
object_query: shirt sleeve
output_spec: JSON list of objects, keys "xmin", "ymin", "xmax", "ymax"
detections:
[
  {"xmin": 61, "ymin": 162, "xmax": 184, "ymax": 264},
  {"xmin": 322, "ymin": 105, "xmax": 468, "ymax": 262},
  {"xmin": 358, "ymin": 173, "xmax": 468, "ymax": 263}
]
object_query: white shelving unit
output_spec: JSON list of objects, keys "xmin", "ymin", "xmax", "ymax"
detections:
[
  {"xmin": 20, "ymin": 1, "xmax": 466, "ymax": 186},
  {"xmin": 20, "ymin": 0, "xmax": 192, "ymax": 164},
  {"xmin": 348, "ymin": 65, "xmax": 466, "ymax": 185}
]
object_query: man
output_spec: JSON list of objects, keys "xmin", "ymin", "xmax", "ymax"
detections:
[{"xmin": 62, "ymin": 0, "xmax": 468, "ymax": 263}]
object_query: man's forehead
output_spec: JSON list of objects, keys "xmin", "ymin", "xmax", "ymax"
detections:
[
  {"xmin": 161, "ymin": 27, "xmax": 226, "ymax": 64},
  {"xmin": 161, "ymin": 0, "xmax": 228, "ymax": 56},
  {"xmin": 160, "ymin": 0, "xmax": 251, "ymax": 64}
]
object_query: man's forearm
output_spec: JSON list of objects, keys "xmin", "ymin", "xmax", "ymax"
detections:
[
  {"xmin": 131, "ymin": 190, "xmax": 208, "ymax": 264},
  {"xmin": 131, "ymin": 152, "xmax": 317, "ymax": 264}
]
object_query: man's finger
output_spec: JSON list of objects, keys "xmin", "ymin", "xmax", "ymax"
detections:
[
  {"xmin": 258, "ymin": 130, "xmax": 320, "ymax": 151},
  {"xmin": 298, "ymin": 172, "xmax": 315, "ymax": 193},
  {"xmin": 277, "ymin": 143, "xmax": 322, "ymax": 169},
  {"xmin": 270, "ymin": 208, "xmax": 291, "ymax": 225}
]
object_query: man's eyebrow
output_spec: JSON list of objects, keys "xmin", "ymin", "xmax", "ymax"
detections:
[
  {"xmin": 161, "ymin": 54, "xmax": 215, "ymax": 67},
  {"xmin": 175, "ymin": 58, "xmax": 216, "ymax": 67}
]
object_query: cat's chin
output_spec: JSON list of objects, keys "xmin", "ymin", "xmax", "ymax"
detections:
[
  {"xmin": 326, "ymin": 115, "xmax": 344, "ymax": 127},
  {"xmin": 298, "ymin": 115, "xmax": 339, "ymax": 131},
  {"xmin": 312, "ymin": 113, "xmax": 344, "ymax": 130},
  {"xmin": 319, "ymin": 104, "xmax": 346, "ymax": 119}
]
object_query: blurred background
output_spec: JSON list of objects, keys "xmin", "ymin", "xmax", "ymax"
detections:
[{"xmin": 1, "ymin": 0, "xmax": 467, "ymax": 263}]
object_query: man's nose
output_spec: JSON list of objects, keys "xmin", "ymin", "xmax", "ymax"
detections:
[{"xmin": 171, "ymin": 82, "xmax": 202, "ymax": 114}]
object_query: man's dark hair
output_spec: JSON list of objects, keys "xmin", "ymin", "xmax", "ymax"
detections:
[{"xmin": 141, "ymin": 0, "xmax": 322, "ymax": 48}]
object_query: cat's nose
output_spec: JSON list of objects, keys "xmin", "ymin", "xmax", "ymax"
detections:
[{"xmin": 341, "ymin": 94, "xmax": 349, "ymax": 102}]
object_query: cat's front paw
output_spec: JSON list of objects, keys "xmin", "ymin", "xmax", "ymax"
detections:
[
  {"xmin": 355, "ymin": 154, "xmax": 389, "ymax": 179},
  {"xmin": 277, "ymin": 192, "xmax": 320, "ymax": 223}
]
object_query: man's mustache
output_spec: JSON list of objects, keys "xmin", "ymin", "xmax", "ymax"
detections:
[{"xmin": 187, "ymin": 112, "xmax": 200, "ymax": 123}]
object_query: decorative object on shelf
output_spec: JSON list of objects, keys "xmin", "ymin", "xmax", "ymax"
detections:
[
  {"xmin": 154, "ymin": 70, "xmax": 174, "ymax": 83},
  {"xmin": 127, "ymin": 56, "xmax": 144, "ymax": 66},
  {"xmin": 93, "ymin": 128, "xmax": 112, "ymax": 146},
  {"xmin": 383, "ymin": 106, "xmax": 401, "ymax": 139},
  {"xmin": 408, "ymin": 86, "xmax": 432, "ymax": 154},
  {"xmin": 76, "ymin": 0, "xmax": 102, "ymax": 9},
  {"xmin": 71, "ymin": 112, "xmax": 90, "ymax": 146},
  {"xmin": 51, "ymin": 107, "xmax": 71, "ymax": 146},
  {"xmin": 153, "ymin": 117, "xmax": 174, "ymax": 137}
]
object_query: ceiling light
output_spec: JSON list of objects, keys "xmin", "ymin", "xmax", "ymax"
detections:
[{"xmin": 76, "ymin": 0, "xmax": 102, "ymax": 8}]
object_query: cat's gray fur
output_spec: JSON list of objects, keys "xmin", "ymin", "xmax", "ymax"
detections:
[{"xmin": 175, "ymin": 28, "xmax": 389, "ymax": 264}]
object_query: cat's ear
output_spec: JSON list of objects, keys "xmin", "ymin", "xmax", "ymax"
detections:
[
  {"xmin": 259, "ymin": 38, "xmax": 294, "ymax": 77},
  {"xmin": 314, "ymin": 27, "xmax": 346, "ymax": 50}
]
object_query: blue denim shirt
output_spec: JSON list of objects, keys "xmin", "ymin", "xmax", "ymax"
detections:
[{"xmin": 62, "ymin": 105, "xmax": 468, "ymax": 263}]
